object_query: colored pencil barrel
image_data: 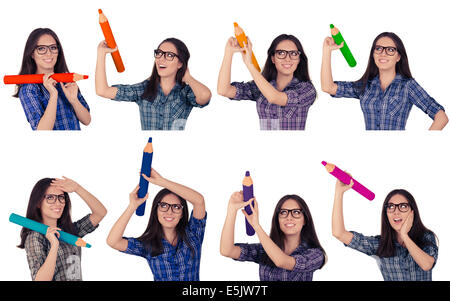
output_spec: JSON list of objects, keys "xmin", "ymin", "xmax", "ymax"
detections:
[
  {"xmin": 99, "ymin": 9, "xmax": 125, "ymax": 73},
  {"xmin": 322, "ymin": 161, "xmax": 375, "ymax": 201},
  {"xmin": 3, "ymin": 73, "xmax": 88, "ymax": 85},
  {"xmin": 242, "ymin": 171, "xmax": 255, "ymax": 236},
  {"xmin": 9, "ymin": 213, "xmax": 91, "ymax": 248},
  {"xmin": 330, "ymin": 24, "xmax": 357, "ymax": 68},
  {"xmin": 136, "ymin": 137, "xmax": 153, "ymax": 216},
  {"xmin": 234, "ymin": 22, "xmax": 261, "ymax": 72}
]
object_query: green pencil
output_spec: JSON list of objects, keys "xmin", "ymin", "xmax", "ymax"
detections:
[{"xmin": 330, "ymin": 24, "xmax": 357, "ymax": 68}]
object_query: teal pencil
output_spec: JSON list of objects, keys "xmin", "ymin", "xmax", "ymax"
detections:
[{"xmin": 9, "ymin": 213, "xmax": 91, "ymax": 248}]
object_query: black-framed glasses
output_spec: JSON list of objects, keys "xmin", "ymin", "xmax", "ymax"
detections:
[
  {"xmin": 279, "ymin": 208, "xmax": 303, "ymax": 219},
  {"xmin": 44, "ymin": 194, "xmax": 66, "ymax": 204},
  {"xmin": 385, "ymin": 203, "xmax": 410, "ymax": 213},
  {"xmin": 35, "ymin": 44, "xmax": 59, "ymax": 55},
  {"xmin": 374, "ymin": 45, "xmax": 397, "ymax": 56},
  {"xmin": 154, "ymin": 49, "xmax": 179, "ymax": 61},
  {"xmin": 274, "ymin": 49, "xmax": 301, "ymax": 60},
  {"xmin": 158, "ymin": 202, "xmax": 183, "ymax": 213}
]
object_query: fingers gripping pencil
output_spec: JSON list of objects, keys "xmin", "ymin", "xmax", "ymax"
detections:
[
  {"xmin": 99, "ymin": 9, "xmax": 125, "ymax": 73},
  {"xmin": 242, "ymin": 171, "xmax": 255, "ymax": 236},
  {"xmin": 9, "ymin": 213, "xmax": 91, "ymax": 248},
  {"xmin": 330, "ymin": 24, "xmax": 357, "ymax": 68},
  {"xmin": 322, "ymin": 161, "xmax": 375, "ymax": 201},
  {"xmin": 3, "ymin": 73, "xmax": 88, "ymax": 85},
  {"xmin": 234, "ymin": 22, "xmax": 261, "ymax": 72},
  {"xmin": 136, "ymin": 137, "xmax": 153, "ymax": 216}
]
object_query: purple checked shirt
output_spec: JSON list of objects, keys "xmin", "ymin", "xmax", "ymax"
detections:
[
  {"xmin": 230, "ymin": 78, "xmax": 316, "ymax": 130},
  {"xmin": 234, "ymin": 242, "xmax": 324, "ymax": 281}
]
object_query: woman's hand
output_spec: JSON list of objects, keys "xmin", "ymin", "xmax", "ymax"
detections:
[
  {"xmin": 45, "ymin": 226, "xmax": 61, "ymax": 248},
  {"xmin": 323, "ymin": 37, "xmax": 343, "ymax": 53},
  {"xmin": 225, "ymin": 37, "xmax": 244, "ymax": 56},
  {"xmin": 241, "ymin": 38, "xmax": 254, "ymax": 68},
  {"xmin": 335, "ymin": 172, "xmax": 354, "ymax": 195},
  {"xmin": 61, "ymin": 82, "xmax": 79, "ymax": 104},
  {"xmin": 227, "ymin": 191, "xmax": 249, "ymax": 212},
  {"xmin": 51, "ymin": 176, "xmax": 80, "ymax": 193},
  {"xmin": 129, "ymin": 185, "xmax": 148, "ymax": 210},
  {"xmin": 141, "ymin": 168, "xmax": 164, "ymax": 186},
  {"xmin": 400, "ymin": 211, "xmax": 414, "ymax": 238},
  {"xmin": 241, "ymin": 198, "xmax": 260, "ymax": 229},
  {"xmin": 97, "ymin": 40, "xmax": 117, "ymax": 56},
  {"xmin": 42, "ymin": 73, "xmax": 58, "ymax": 96}
]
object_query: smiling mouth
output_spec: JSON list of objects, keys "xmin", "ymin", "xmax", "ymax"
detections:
[
  {"xmin": 163, "ymin": 217, "xmax": 175, "ymax": 222},
  {"xmin": 284, "ymin": 223, "xmax": 296, "ymax": 228},
  {"xmin": 393, "ymin": 218, "xmax": 403, "ymax": 223}
]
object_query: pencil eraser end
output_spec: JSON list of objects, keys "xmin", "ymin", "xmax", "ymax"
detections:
[
  {"xmin": 98, "ymin": 9, "xmax": 103, "ymax": 14},
  {"xmin": 245, "ymin": 171, "xmax": 250, "ymax": 177}
]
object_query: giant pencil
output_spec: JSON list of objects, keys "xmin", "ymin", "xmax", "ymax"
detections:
[
  {"xmin": 322, "ymin": 161, "xmax": 375, "ymax": 201},
  {"xmin": 136, "ymin": 137, "xmax": 153, "ymax": 216},
  {"xmin": 242, "ymin": 171, "xmax": 255, "ymax": 236},
  {"xmin": 4, "ymin": 73, "xmax": 88, "ymax": 85},
  {"xmin": 330, "ymin": 24, "xmax": 357, "ymax": 68},
  {"xmin": 99, "ymin": 9, "xmax": 125, "ymax": 73},
  {"xmin": 9, "ymin": 213, "xmax": 91, "ymax": 248},
  {"xmin": 234, "ymin": 22, "xmax": 261, "ymax": 72}
]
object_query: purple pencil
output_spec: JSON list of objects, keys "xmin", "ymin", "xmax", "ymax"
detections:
[{"xmin": 242, "ymin": 171, "xmax": 255, "ymax": 236}]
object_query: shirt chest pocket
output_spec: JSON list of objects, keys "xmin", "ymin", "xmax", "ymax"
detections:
[{"xmin": 387, "ymin": 95, "xmax": 405, "ymax": 118}]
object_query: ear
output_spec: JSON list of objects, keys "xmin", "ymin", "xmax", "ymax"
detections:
[
  {"xmin": 177, "ymin": 61, "xmax": 183, "ymax": 70},
  {"xmin": 396, "ymin": 54, "xmax": 401, "ymax": 63},
  {"xmin": 271, "ymin": 55, "xmax": 275, "ymax": 64}
]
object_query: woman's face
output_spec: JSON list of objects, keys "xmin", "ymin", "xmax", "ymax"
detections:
[
  {"xmin": 32, "ymin": 34, "xmax": 59, "ymax": 73},
  {"xmin": 278, "ymin": 199, "xmax": 305, "ymax": 236},
  {"xmin": 39, "ymin": 186, "xmax": 65, "ymax": 224},
  {"xmin": 155, "ymin": 42, "xmax": 182, "ymax": 79},
  {"xmin": 271, "ymin": 40, "xmax": 300, "ymax": 77},
  {"xmin": 373, "ymin": 36, "xmax": 401, "ymax": 72},
  {"xmin": 157, "ymin": 193, "xmax": 183, "ymax": 229},
  {"xmin": 386, "ymin": 194, "xmax": 412, "ymax": 232}
]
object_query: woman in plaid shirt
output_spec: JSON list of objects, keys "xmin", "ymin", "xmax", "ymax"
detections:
[
  {"xmin": 220, "ymin": 193, "xmax": 326, "ymax": 281},
  {"xmin": 107, "ymin": 169, "xmax": 206, "ymax": 281},
  {"xmin": 332, "ymin": 177, "xmax": 438, "ymax": 280},
  {"xmin": 14, "ymin": 28, "xmax": 91, "ymax": 130},
  {"xmin": 321, "ymin": 32, "xmax": 448, "ymax": 130},
  {"xmin": 17, "ymin": 177, "xmax": 107, "ymax": 281}
]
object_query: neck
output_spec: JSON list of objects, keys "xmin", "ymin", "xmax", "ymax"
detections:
[
  {"xmin": 378, "ymin": 69, "xmax": 397, "ymax": 90},
  {"xmin": 276, "ymin": 73, "xmax": 294, "ymax": 91},
  {"xmin": 42, "ymin": 216, "xmax": 58, "ymax": 228},
  {"xmin": 284, "ymin": 233, "xmax": 301, "ymax": 253},
  {"xmin": 36, "ymin": 67, "xmax": 55, "ymax": 74},
  {"xmin": 159, "ymin": 76, "xmax": 176, "ymax": 94},
  {"xmin": 163, "ymin": 227, "xmax": 177, "ymax": 246}
]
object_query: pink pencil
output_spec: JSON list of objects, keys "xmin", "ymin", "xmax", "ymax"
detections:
[{"xmin": 322, "ymin": 161, "xmax": 375, "ymax": 201}]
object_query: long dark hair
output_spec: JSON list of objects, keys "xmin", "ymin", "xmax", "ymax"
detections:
[
  {"xmin": 376, "ymin": 189, "xmax": 437, "ymax": 258},
  {"xmin": 356, "ymin": 32, "xmax": 412, "ymax": 94},
  {"xmin": 141, "ymin": 38, "xmax": 190, "ymax": 102},
  {"xmin": 262, "ymin": 34, "xmax": 312, "ymax": 83},
  {"xmin": 18, "ymin": 178, "xmax": 76, "ymax": 248},
  {"xmin": 13, "ymin": 28, "xmax": 69, "ymax": 98},
  {"xmin": 262, "ymin": 194, "xmax": 326, "ymax": 268},
  {"xmin": 137, "ymin": 188, "xmax": 194, "ymax": 257}
]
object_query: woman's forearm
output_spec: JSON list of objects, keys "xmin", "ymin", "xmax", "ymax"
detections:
[
  {"xmin": 217, "ymin": 52, "xmax": 237, "ymax": 98},
  {"xmin": 184, "ymin": 74, "xmax": 211, "ymax": 105},
  {"xmin": 246, "ymin": 63, "xmax": 287, "ymax": 106},
  {"xmin": 34, "ymin": 245, "xmax": 58, "ymax": 281},
  {"xmin": 332, "ymin": 190, "xmax": 353, "ymax": 244},
  {"xmin": 220, "ymin": 209, "xmax": 241, "ymax": 259},
  {"xmin": 106, "ymin": 204, "xmax": 135, "ymax": 251},
  {"xmin": 95, "ymin": 52, "xmax": 118, "ymax": 99},
  {"xmin": 321, "ymin": 50, "xmax": 338, "ymax": 95},
  {"xmin": 75, "ymin": 185, "xmax": 107, "ymax": 226},
  {"xmin": 36, "ymin": 95, "xmax": 57, "ymax": 130},
  {"xmin": 429, "ymin": 110, "xmax": 448, "ymax": 130}
]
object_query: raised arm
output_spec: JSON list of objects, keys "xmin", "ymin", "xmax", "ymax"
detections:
[
  {"xmin": 95, "ymin": 41, "xmax": 119, "ymax": 99},
  {"xmin": 217, "ymin": 37, "xmax": 242, "ymax": 98},
  {"xmin": 142, "ymin": 169, "xmax": 205, "ymax": 219},
  {"xmin": 182, "ymin": 68, "xmax": 211, "ymax": 106},
  {"xmin": 242, "ymin": 199, "xmax": 296, "ymax": 270},
  {"xmin": 106, "ymin": 185, "xmax": 148, "ymax": 251},
  {"xmin": 332, "ymin": 178, "xmax": 354, "ymax": 245},
  {"xmin": 321, "ymin": 37, "xmax": 343, "ymax": 95}
]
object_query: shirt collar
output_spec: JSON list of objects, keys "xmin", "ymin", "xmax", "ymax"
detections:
[{"xmin": 269, "ymin": 77, "xmax": 300, "ymax": 90}]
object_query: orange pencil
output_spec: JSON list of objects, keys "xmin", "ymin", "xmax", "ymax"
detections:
[
  {"xmin": 3, "ymin": 73, "xmax": 88, "ymax": 85},
  {"xmin": 234, "ymin": 22, "xmax": 261, "ymax": 72},
  {"xmin": 99, "ymin": 9, "xmax": 125, "ymax": 73}
]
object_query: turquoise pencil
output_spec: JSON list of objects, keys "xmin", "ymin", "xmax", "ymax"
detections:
[{"xmin": 9, "ymin": 213, "xmax": 91, "ymax": 248}]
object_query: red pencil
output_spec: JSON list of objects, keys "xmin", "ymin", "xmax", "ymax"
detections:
[{"xmin": 3, "ymin": 73, "xmax": 88, "ymax": 85}]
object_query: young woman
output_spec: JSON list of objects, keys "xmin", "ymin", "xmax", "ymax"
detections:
[
  {"xmin": 107, "ymin": 169, "xmax": 206, "ymax": 281},
  {"xmin": 217, "ymin": 34, "xmax": 316, "ymax": 130},
  {"xmin": 321, "ymin": 32, "xmax": 448, "ymax": 130},
  {"xmin": 332, "ymin": 179, "xmax": 438, "ymax": 280},
  {"xmin": 14, "ymin": 28, "xmax": 91, "ymax": 130},
  {"xmin": 96, "ymin": 38, "xmax": 211, "ymax": 130},
  {"xmin": 220, "ymin": 192, "xmax": 325, "ymax": 281},
  {"xmin": 17, "ymin": 177, "xmax": 107, "ymax": 281}
]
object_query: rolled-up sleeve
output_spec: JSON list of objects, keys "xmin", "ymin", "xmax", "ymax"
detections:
[
  {"xmin": 74, "ymin": 214, "xmax": 98, "ymax": 238},
  {"xmin": 24, "ymin": 231, "xmax": 48, "ymax": 280},
  {"xmin": 285, "ymin": 81, "xmax": 316, "ymax": 108},
  {"xmin": 230, "ymin": 81, "xmax": 260, "ymax": 101},
  {"xmin": 182, "ymin": 85, "xmax": 209, "ymax": 108},
  {"xmin": 422, "ymin": 232, "xmax": 438, "ymax": 269},
  {"xmin": 292, "ymin": 248, "xmax": 324, "ymax": 272},
  {"xmin": 332, "ymin": 81, "xmax": 361, "ymax": 99},
  {"xmin": 120, "ymin": 237, "xmax": 149, "ymax": 258},
  {"xmin": 407, "ymin": 79, "xmax": 444, "ymax": 120},
  {"xmin": 18, "ymin": 84, "xmax": 45, "ymax": 130},
  {"xmin": 346, "ymin": 231, "xmax": 379, "ymax": 256},
  {"xmin": 112, "ymin": 81, "xmax": 147, "ymax": 102},
  {"xmin": 188, "ymin": 211, "xmax": 207, "ymax": 243},
  {"xmin": 234, "ymin": 243, "xmax": 264, "ymax": 263}
]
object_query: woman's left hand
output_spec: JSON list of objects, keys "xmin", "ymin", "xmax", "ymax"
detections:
[
  {"xmin": 182, "ymin": 67, "xmax": 191, "ymax": 83},
  {"xmin": 51, "ymin": 176, "xmax": 80, "ymax": 193},
  {"xmin": 241, "ymin": 38, "xmax": 254, "ymax": 68},
  {"xmin": 241, "ymin": 198, "xmax": 260, "ymax": 229},
  {"xmin": 61, "ymin": 82, "xmax": 79, "ymax": 104},
  {"xmin": 400, "ymin": 210, "xmax": 414, "ymax": 238},
  {"xmin": 141, "ymin": 168, "xmax": 164, "ymax": 185}
]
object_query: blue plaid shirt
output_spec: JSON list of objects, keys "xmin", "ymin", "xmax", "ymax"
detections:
[
  {"xmin": 333, "ymin": 75, "xmax": 444, "ymax": 130},
  {"xmin": 112, "ymin": 80, "xmax": 209, "ymax": 130},
  {"xmin": 347, "ymin": 231, "xmax": 438, "ymax": 281},
  {"xmin": 234, "ymin": 242, "xmax": 324, "ymax": 281},
  {"xmin": 121, "ymin": 212, "xmax": 206, "ymax": 281},
  {"xmin": 230, "ymin": 78, "xmax": 316, "ymax": 130},
  {"xmin": 18, "ymin": 83, "xmax": 90, "ymax": 130}
]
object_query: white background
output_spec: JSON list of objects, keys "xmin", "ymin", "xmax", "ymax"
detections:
[{"xmin": 0, "ymin": 0, "xmax": 449, "ymax": 281}]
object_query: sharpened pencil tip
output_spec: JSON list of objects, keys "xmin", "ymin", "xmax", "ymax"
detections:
[{"xmin": 98, "ymin": 9, "xmax": 103, "ymax": 14}]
